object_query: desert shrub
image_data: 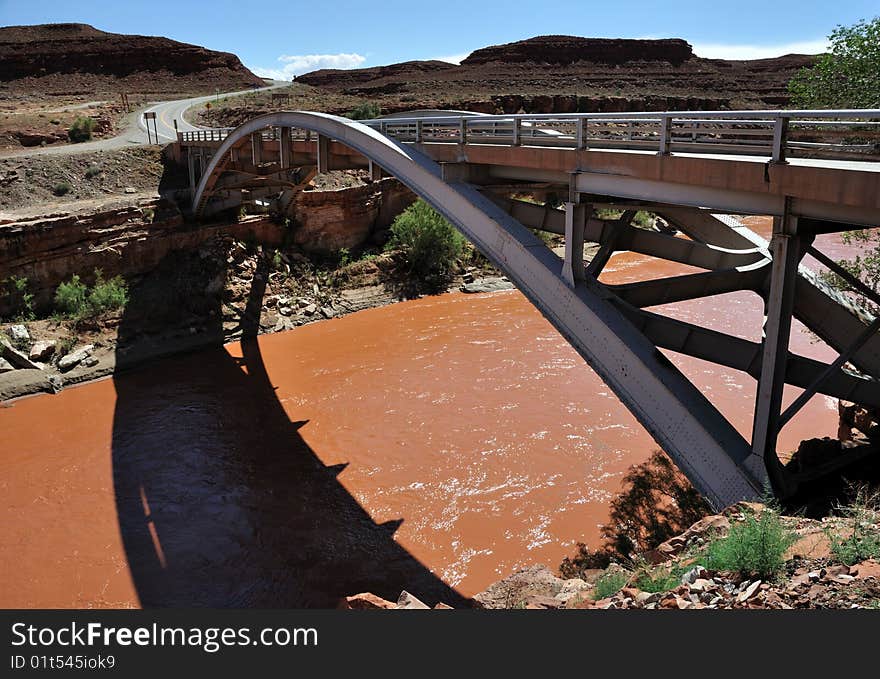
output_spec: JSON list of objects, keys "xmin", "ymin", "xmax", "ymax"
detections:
[
  {"xmin": 347, "ymin": 102, "xmax": 381, "ymax": 120},
  {"xmin": 4, "ymin": 276, "xmax": 35, "ymax": 322},
  {"xmin": 634, "ymin": 566, "xmax": 681, "ymax": 593},
  {"xmin": 85, "ymin": 164, "xmax": 101, "ymax": 178},
  {"xmin": 829, "ymin": 488, "xmax": 880, "ymax": 566},
  {"xmin": 88, "ymin": 270, "xmax": 128, "ymax": 313},
  {"xmin": 54, "ymin": 270, "xmax": 127, "ymax": 320},
  {"xmin": 54, "ymin": 274, "xmax": 89, "ymax": 316},
  {"xmin": 705, "ymin": 510, "xmax": 795, "ymax": 580},
  {"xmin": 68, "ymin": 116, "xmax": 95, "ymax": 143},
  {"xmin": 53, "ymin": 182, "xmax": 71, "ymax": 196},
  {"xmin": 592, "ymin": 568, "xmax": 630, "ymax": 600},
  {"xmin": 386, "ymin": 200, "xmax": 466, "ymax": 292}
]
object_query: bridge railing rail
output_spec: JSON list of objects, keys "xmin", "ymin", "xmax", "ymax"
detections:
[
  {"xmin": 179, "ymin": 109, "xmax": 880, "ymax": 163},
  {"xmin": 365, "ymin": 109, "xmax": 880, "ymax": 162}
]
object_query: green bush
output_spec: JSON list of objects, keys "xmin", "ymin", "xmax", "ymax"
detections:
[
  {"xmin": 53, "ymin": 270, "xmax": 127, "ymax": 320},
  {"xmin": 347, "ymin": 102, "xmax": 381, "ymax": 120},
  {"xmin": 705, "ymin": 510, "xmax": 795, "ymax": 580},
  {"xmin": 829, "ymin": 489, "xmax": 880, "ymax": 566},
  {"xmin": 592, "ymin": 568, "xmax": 630, "ymax": 600},
  {"xmin": 68, "ymin": 116, "xmax": 95, "ymax": 143},
  {"xmin": 386, "ymin": 200, "xmax": 465, "ymax": 292},
  {"xmin": 634, "ymin": 566, "xmax": 681, "ymax": 593},
  {"xmin": 85, "ymin": 164, "xmax": 101, "ymax": 178},
  {"xmin": 54, "ymin": 274, "xmax": 89, "ymax": 316},
  {"xmin": 88, "ymin": 270, "xmax": 128, "ymax": 313},
  {"xmin": 4, "ymin": 275, "xmax": 35, "ymax": 322},
  {"xmin": 53, "ymin": 182, "xmax": 72, "ymax": 196}
]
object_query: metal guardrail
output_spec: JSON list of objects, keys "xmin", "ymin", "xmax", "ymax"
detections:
[{"xmin": 179, "ymin": 109, "xmax": 880, "ymax": 163}]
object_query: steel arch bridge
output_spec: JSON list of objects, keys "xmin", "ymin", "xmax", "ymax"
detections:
[{"xmin": 180, "ymin": 109, "xmax": 880, "ymax": 509}]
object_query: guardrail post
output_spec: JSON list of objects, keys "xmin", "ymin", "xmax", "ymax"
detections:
[
  {"xmin": 415, "ymin": 119, "xmax": 423, "ymax": 143},
  {"xmin": 459, "ymin": 118, "xmax": 467, "ymax": 144},
  {"xmin": 772, "ymin": 116, "xmax": 789, "ymax": 163},
  {"xmin": 658, "ymin": 115, "xmax": 673, "ymax": 155},
  {"xmin": 576, "ymin": 118, "xmax": 587, "ymax": 150},
  {"xmin": 512, "ymin": 118, "xmax": 521, "ymax": 146}
]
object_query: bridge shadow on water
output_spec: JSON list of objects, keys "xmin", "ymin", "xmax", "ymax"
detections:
[{"xmin": 110, "ymin": 246, "xmax": 468, "ymax": 608}]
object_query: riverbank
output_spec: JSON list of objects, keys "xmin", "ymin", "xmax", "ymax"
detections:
[{"xmin": 0, "ymin": 230, "xmax": 513, "ymax": 402}]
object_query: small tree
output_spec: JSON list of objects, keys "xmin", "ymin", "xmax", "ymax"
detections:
[
  {"xmin": 347, "ymin": 102, "xmax": 381, "ymax": 120},
  {"xmin": 386, "ymin": 200, "xmax": 465, "ymax": 292},
  {"xmin": 788, "ymin": 17, "xmax": 880, "ymax": 108},
  {"xmin": 68, "ymin": 116, "xmax": 95, "ymax": 143}
]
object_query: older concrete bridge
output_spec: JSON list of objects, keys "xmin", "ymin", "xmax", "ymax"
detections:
[{"xmin": 175, "ymin": 109, "xmax": 880, "ymax": 509}]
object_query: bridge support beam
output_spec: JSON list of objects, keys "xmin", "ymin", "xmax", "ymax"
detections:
[
  {"xmin": 751, "ymin": 205, "xmax": 800, "ymax": 491},
  {"xmin": 317, "ymin": 134, "xmax": 330, "ymax": 173},
  {"xmin": 251, "ymin": 132, "xmax": 263, "ymax": 166},
  {"xmin": 369, "ymin": 160, "xmax": 382, "ymax": 181},
  {"xmin": 280, "ymin": 127, "xmax": 291, "ymax": 169},
  {"xmin": 562, "ymin": 202, "xmax": 587, "ymax": 287}
]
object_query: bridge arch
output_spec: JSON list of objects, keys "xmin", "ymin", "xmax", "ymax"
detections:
[{"xmin": 191, "ymin": 111, "xmax": 767, "ymax": 508}]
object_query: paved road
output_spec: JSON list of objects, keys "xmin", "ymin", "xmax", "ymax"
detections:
[{"xmin": 2, "ymin": 81, "xmax": 288, "ymax": 158}]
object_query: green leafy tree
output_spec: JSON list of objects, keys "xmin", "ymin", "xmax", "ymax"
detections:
[
  {"xmin": 788, "ymin": 17, "xmax": 880, "ymax": 108},
  {"xmin": 347, "ymin": 102, "xmax": 381, "ymax": 120},
  {"xmin": 386, "ymin": 200, "xmax": 465, "ymax": 292}
]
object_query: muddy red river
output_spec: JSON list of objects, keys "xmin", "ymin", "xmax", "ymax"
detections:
[{"xmin": 0, "ymin": 219, "xmax": 852, "ymax": 607}]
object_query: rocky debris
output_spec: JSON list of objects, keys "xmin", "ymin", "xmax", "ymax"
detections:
[
  {"xmin": 1, "ymin": 339, "xmax": 42, "ymax": 370},
  {"xmin": 28, "ymin": 340, "xmax": 56, "ymax": 362},
  {"xmin": 57, "ymin": 344, "xmax": 94, "ymax": 372},
  {"xmin": 9, "ymin": 324, "xmax": 29, "ymax": 343},
  {"xmin": 473, "ymin": 564, "xmax": 591, "ymax": 609},
  {"xmin": 648, "ymin": 513, "xmax": 730, "ymax": 563},
  {"xmin": 396, "ymin": 591, "xmax": 431, "ymax": 610},
  {"xmin": 339, "ymin": 593, "xmax": 397, "ymax": 610},
  {"xmin": 15, "ymin": 129, "xmax": 68, "ymax": 147},
  {"xmin": 47, "ymin": 374, "xmax": 63, "ymax": 393},
  {"xmin": 570, "ymin": 558, "xmax": 880, "ymax": 610},
  {"xmin": 461, "ymin": 277, "xmax": 515, "ymax": 294},
  {"xmin": 838, "ymin": 400, "xmax": 880, "ymax": 440},
  {"xmin": 339, "ymin": 590, "xmax": 456, "ymax": 610}
]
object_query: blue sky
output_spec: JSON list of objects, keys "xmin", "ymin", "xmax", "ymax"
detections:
[{"xmin": 1, "ymin": 0, "xmax": 877, "ymax": 78}]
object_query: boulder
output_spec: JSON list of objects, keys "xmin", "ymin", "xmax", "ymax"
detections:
[
  {"xmin": 656, "ymin": 514, "xmax": 729, "ymax": 559},
  {"xmin": 461, "ymin": 277, "xmax": 515, "ymax": 294},
  {"xmin": 1, "ymin": 340, "xmax": 41, "ymax": 370},
  {"xmin": 396, "ymin": 591, "xmax": 430, "ymax": 609},
  {"xmin": 57, "ymin": 344, "xmax": 94, "ymax": 372},
  {"xmin": 473, "ymin": 565, "xmax": 566, "ymax": 609},
  {"xmin": 554, "ymin": 577, "xmax": 591, "ymax": 603},
  {"xmin": 29, "ymin": 340, "xmax": 56, "ymax": 362},
  {"xmin": 9, "ymin": 324, "xmax": 29, "ymax": 343},
  {"xmin": 340, "ymin": 593, "xmax": 396, "ymax": 610},
  {"xmin": 0, "ymin": 357, "xmax": 14, "ymax": 373}
]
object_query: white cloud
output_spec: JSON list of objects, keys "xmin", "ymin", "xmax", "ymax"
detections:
[
  {"xmin": 250, "ymin": 52, "xmax": 367, "ymax": 80},
  {"xmin": 691, "ymin": 39, "xmax": 828, "ymax": 60}
]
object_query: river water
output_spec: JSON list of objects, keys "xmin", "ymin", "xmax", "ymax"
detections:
[{"xmin": 0, "ymin": 218, "xmax": 852, "ymax": 607}]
